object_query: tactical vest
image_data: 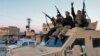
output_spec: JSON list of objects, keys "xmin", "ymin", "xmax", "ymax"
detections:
[
  {"xmin": 75, "ymin": 15, "xmax": 82, "ymax": 24},
  {"xmin": 55, "ymin": 19, "xmax": 63, "ymax": 28}
]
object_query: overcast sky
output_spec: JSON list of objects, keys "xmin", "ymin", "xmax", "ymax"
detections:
[{"xmin": 0, "ymin": 0, "xmax": 100, "ymax": 32}]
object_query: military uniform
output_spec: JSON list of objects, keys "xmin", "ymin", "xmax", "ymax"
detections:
[
  {"xmin": 59, "ymin": 16, "xmax": 73, "ymax": 36},
  {"xmin": 71, "ymin": 3, "xmax": 89, "ymax": 28},
  {"xmin": 52, "ymin": 17, "xmax": 63, "ymax": 37},
  {"xmin": 52, "ymin": 23, "xmax": 63, "ymax": 36},
  {"xmin": 75, "ymin": 15, "xmax": 83, "ymax": 27}
]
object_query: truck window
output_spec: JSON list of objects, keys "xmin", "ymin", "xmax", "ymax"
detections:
[
  {"xmin": 71, "ymin": 38, "xmax": 85, "ymax": 52},
  {"xmin": 92, "ymin": 38, "xmax": 100, "ymax": 48},
  {"xmin": 71, "ymin": 38, "xmax": 85, "ymax": 48}
]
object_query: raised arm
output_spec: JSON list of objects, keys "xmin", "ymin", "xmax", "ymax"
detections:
[{"xmin": 71, "ymin": 2, "xmax": 76, "ymax": 18}]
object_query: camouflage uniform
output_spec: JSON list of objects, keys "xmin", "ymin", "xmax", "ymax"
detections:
[
  {"xmin": 60, "ymin": 17, "xmax": 73, "ymax": 36},
  {"xmin": 59, "ymin": 25, "xmax": 71, "ymax": 35},
  {"xmin": 71, "ymin": 2, "xmax": 88, "ymax": 28},
  {"xmin": 75, "ymin": 15, "xmax": 83, "ymax": 27},
  {"xmin": 52, "ymin": 23, "xmax": 63, "ymax": 36},
  {"xmin": 52, "ymin": 15, "xmax": 64, "ymax": 36},
  {"xmin": 59, "ymin": 11, "xmax": 73, "ymax": 36}
]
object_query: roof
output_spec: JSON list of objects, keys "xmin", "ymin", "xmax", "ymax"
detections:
[{"xmin": 8, "ymin": 46, "xmax": 60, "ymax": 56}]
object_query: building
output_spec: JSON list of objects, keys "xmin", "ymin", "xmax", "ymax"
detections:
[
  {"xmin": 0, "ymin": 26, "xmax": 20, "ymax": 36},
  {"xmin": 42, "ymin": 23, "xmax": 54, "ymax": 34}
]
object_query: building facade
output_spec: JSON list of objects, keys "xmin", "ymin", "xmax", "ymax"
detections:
[
  {"xmin": 0, "ymin": 26, "xmax": 20, "ymax": 36},
  {"xmin": 42, "ymin": 23, "xmax": 54, "ymax": 34}
]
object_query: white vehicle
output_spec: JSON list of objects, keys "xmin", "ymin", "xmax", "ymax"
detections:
[
  {"xmin": 7, "ymin": 38, "xmax": 37, "ymax": 50},
  {"xmin": 0, "ymin": 44, "xmax": 7, "ymax": 56}
]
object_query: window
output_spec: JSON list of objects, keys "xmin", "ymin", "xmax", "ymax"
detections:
[
  {"xmin": 29, "ymin": 42, "xmax": 34, "ymax": 46},
  {"xmin": 71, "ymin": 38, "xmax": 85, "ymax": 48},
  {"xmin": 92, "ymin": 38, "xmax": 100, "ymax": 48},
  {"xmin": 71, "ymin": 38, "xmax": 85, "ymax": 52},
  {"xmin": 44, "ymin": 28, "xmax": 48, "ymax": 31},
  {"xmin": 22, "ymin": 42, "xmax": 28, "ymax": 46},
  {"xmin": 0, "ymin": 40, "xmax": 5, "ymax": 44}
]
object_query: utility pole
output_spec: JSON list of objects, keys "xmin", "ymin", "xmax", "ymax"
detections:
[{"xmin": 26, "ymin": 18, "xmax": 31, "ymax": 32}]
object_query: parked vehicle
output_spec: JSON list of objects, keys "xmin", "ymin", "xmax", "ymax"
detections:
[{"xmin": 7, "ymin": 38, "xmax": 37, "ymax": 50}]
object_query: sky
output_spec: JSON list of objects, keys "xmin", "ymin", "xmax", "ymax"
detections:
[{"xmin": 0, "ymin": 0, "xmax": 100, "ymax": 32}]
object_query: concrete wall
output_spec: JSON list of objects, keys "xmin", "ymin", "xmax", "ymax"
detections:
[
  {"xmin": 0, "ymin": 26, "xmax": 20, "ymax": 36},
  {"xmin": 8, "ymin": 26, "xmax": 20, "ymax": 34}
]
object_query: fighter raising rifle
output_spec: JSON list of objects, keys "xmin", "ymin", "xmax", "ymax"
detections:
[
  {"xmin": 55, "ymin": 6, "xmax": 62, "ymax": 16},
  {"xmin": 81, "ymin": 0, "xmax": 89, "ymax": 27},
  {"xmin": 42, "ymin": 12, "xmax": 56, "ymax": 27}
]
